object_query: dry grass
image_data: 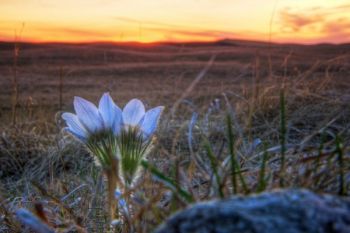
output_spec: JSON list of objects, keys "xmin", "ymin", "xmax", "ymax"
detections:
[{"xmin": 0, "ymin": 40, "xmax": 349, "ymax": 232}]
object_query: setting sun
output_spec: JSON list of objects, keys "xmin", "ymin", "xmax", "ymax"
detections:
[{"xmin": 0, "ymin": 0, "xmax": 349, "ymax": 44}]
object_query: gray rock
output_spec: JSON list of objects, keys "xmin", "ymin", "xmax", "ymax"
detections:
[{"xmin": 155, "ymin": 189, "xmax": 350, "ymax": 233}]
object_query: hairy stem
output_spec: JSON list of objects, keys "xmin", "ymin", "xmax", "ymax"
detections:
[{"xmin": 105, "ymin": 158, "xmax": 119, "ymax": 221}]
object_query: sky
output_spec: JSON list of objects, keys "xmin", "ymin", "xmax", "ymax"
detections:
[{"xmin": 0, "ymin": 0, "xmax": 349, "ymax": 44}]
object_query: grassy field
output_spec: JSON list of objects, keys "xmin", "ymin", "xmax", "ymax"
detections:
[{"xmin": 0, "ymin": 39, "xmax": 349, "ymax": 232}]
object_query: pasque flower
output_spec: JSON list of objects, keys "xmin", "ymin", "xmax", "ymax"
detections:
[
  {"xmin": 118, "ymin": 98, "xmax": 164, "ymax": 186},
  {"xmin": 62, "ymin": 93, "xmax": 164, "ymax": 174},
  {"xmin": 62, "ymin": 93, "xmax": 122, "ymax": 142},
  {"xmin": 122, "ymin": 98, "xmax": 164, "ymax": 138},
  {"xmin": 62, "ymin": 95, "xmax": 163, "ymax": 142},
  {"xmin": 62, "ymin": 93, "xmax": 123, "ymax": 220},
  {"xmin": 62, "ymin": 93, "xmax": 164, "ymax": 219},
  {"xmin": 62, "ymin": 93, "xmax": 123, "ymax": 169}
]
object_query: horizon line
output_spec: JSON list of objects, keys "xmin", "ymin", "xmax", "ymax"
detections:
[{"xmin": 1, "ymin": 37, "xmax": 349, "ymax": 47}]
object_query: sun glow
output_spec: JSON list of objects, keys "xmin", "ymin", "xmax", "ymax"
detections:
[{"xmin": 0, "ymin": 0, "xmax": 349, "ymax": 44}]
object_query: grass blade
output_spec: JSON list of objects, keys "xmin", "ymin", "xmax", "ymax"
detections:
[
  {"xmin": 203, "ymin": 138, "xmax": 224, "ymax": 198},
  {"xmin": 257, "ymin": 144, "xmax": 268, "ymax": 192},
  {"xmin": 279, "ymin": 88, "xmax": 287, "ymax": 187},
  {"xmin": 141, "ymin": 160, "xmax": 194, "ymax": 203},
  {"xmin": 226, "ymin": 113, "xmax": 237, "ymax": 194},
  {"xmin": 226, "ymin": 113, "xmax": 249, "ymax": 194},
  {"xmin": 335, "ymin": 135, "xmax": 346, "ymax": 195}
]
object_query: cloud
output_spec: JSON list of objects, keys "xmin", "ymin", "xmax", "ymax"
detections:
[
  {"xmin": 279, "ymin": 9, "xmax": 323, "ymax": 32},
  {"xmin": 113, "ymin": 16, "xmax": 246, "ymax": 40},
  {"xmin": 29, "ymin": 25, "xmax": 113, "ymax": 40},
  {"xmin": 320, "ymin": 18, "xmax": 350, "ymax": 42},
  {"xmin": 114, "ymin": 16, "xmax": 218, "ymax": 32},
  {"xmin": 323, "ymin": 18, "xmax": 350, "ymax": 34},
  {"xmin": 277, "ymin": 4, "xmax": 350, "ymax": 43},
  {"xmin": 58, "ymin": 28, "xmax": 110, "ymax": 37}
]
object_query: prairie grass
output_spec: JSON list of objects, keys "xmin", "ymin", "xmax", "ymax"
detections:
[{"xmin": 0, "ymin": 41, "xmax": 349, "ymax": 232}]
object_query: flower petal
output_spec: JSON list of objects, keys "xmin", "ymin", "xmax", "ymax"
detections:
[
  {"xmin": 64, "ymin": 127, "xmax": 87, "ymax": 142},
  {"xmin": 140, "ymin": 106, "xmax": 164, "ymax": 137},
  {"xmin": 113, "ymin": 111, "xmax": 123, "ymax": 136},
  {"xmin": 99, "ymin": 93, "xmax": 122, "ymax": 131},
  {"xmin": 122, "ymin": 99, "xmax": 145, "ymax": 127},
  {"xmin": 62, "ymin": 112, "xmax": 89, "ymax": 140},
  {"xmin": 74, "ymin": 96, "xmax": 104, "ymax": 133}
]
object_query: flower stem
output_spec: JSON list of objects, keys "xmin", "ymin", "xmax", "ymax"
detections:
[{"xmin": 105, "ymin": 158, "xmax": 119, "ymax": 221}]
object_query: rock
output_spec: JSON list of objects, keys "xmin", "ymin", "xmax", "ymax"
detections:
[{"xmin": 155, "ymin": 189, "xmax": 350, "ymax": 233}]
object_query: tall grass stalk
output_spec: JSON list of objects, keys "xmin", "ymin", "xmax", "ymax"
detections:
[
  {"xmin": 171, "ymin": 55, "xmax": 215, "ymax": 116},
  {"xmin": 279, "ymin": 88, "xmax": 287, "ymax": 187},
  {"xmin": 11, "ymin": 24, "xmax": 24, "ymax": 125},
  {"xmin": 226, "ymin": 114, "xmax": 249, "ymax": 194},
  {"xmin": 11, "ymin": 41, "xmax": 19, "ymax": 125},
  {"xmin": 314, "ymin": 130, "xmax": 326, "ymax": 174},
  {"xmin": 335, "ymin": 135, "xmax": 346, "ymax": 195},
  {"xmin": 226, "ymin": 114, "xmax": 237, "ymax": 194},
  {"xmin": 59, "ymin": 67, "xmax": 63, "ymax": 111},
  {"xmin": 237, "ymin": 164, "xmax": 249, "ymax": 194},
  {"xmin": 203, "ymin": 138, "xmax": 224, "ymax": 198},
  {"xmin": 257, "ymin": 144, "xmax": 268, "ymax": 192}
]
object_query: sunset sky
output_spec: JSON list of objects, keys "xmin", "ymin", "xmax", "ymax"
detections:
[{"xmin": 0, "ymin": 0, "xmax": 349, "ymax": 44}]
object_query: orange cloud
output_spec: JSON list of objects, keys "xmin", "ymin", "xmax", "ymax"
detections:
[
  {"xmin": 38, "ymin": 27, "xmax": 111, "ymax": 38},
  {"xmin": 277, "ymin": 4, "xmax": 350, "ymax": 44},
  {"xmin": 320, "ymin": 18, "xmax": 350, "ymax": 42},
  {"xmin": 279, "ymin": 10, "xmax": 323, "ymax": 32},
  {"xmin": 0, "ymin": 22, "xmax": 115, "ymax": 43}
]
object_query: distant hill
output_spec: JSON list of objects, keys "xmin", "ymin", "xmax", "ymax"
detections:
[{"xmin": 0, "ymin": 38, "xmax": 349, "ymax": 51}]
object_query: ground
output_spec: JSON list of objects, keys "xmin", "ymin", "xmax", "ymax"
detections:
[{"xmin": 0, "ymin": 39, "xmax": 349, "ymax": 232}]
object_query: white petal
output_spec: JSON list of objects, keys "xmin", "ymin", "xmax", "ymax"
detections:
[
  {"xmin": 74, "ymin": 96, "xmax": 103, "ymax": 133},
  {"xmin": 62, "ymin": 112, "xmax": 88, "ymax": 139},
  {"xmin": 99, "ymin": 93, "xmax": 122, "ymax": 131},
  {"xmin": 64, "ymin": 127, "xmax": 87, "ymax": 142},
  {"xmin": 113, "ymin": 111, "xmax": 123, "ymax": 136},
  {"xmin": 140, "ymin": 106, "xmax": 164, "ymax": 136},
  {"xmin": 122, "ymin": 99, "xmax": 145, "ymax": 127}
]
